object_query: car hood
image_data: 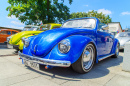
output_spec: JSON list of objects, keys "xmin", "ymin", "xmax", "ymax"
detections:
[
  {"xmin": 10, "ymin": 31, "xmax": 43, "ymax": 44},
  {"xmin": 30, "ymin": 28, "xmax": 94, "ymax": 56},
  {"xmin": 117, "ymin": 37, "xmax": 130, "ymax": 45}
]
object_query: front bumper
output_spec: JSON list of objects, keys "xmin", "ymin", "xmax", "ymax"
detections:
[
  {"xmin": 120, "ymin": 45, "xmax": 124, "ymax": 49},
  {"xmin": 18, "ymin": 51, "xmax": 71, "ymax": 67},
  {"xmin": 7, "ymin": 43, "xmax": 19, "ymax": 50},
  {"xmin": 13, "ymin": 45, "xmax": 19, "ymax": 50},
  {"xmin": 7, "ymin": 43, "xmax": 13, "ymax": 49}
]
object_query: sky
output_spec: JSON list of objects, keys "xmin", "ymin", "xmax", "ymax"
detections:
[{"xmin": 0, "ymin": 0, "xmax": 130, "ymax": 30}]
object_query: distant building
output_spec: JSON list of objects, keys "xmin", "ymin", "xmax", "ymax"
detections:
[
  {"xmin": 108, "ymin": 22, "xmax": 122, "ymax": 36},
  {"xmin": 0, "ymin": 26, "xmax": 22, "ymax": 32}
]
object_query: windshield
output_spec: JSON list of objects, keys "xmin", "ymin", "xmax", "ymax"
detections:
[
  {"xmin": 62, "ymin": 18, "xmax": 96, "ymax": 29},
  {"xmin": 39, "ymin": 24, "xmax": 51, "ymax": 31},
  {"xmin": 118, "ymin": 33, "xmax": 130, "ymax": 37},
  {"xmin": 23, "ymin": 27, "xmax": 38, "ymax": 31}
]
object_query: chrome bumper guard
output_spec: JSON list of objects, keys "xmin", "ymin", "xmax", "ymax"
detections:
[
  {"xmin": 18, "ymin": 51, "xmax": 71, "ymax": 67},
  {"xmin": 120, "ymin": 45, "xmax": 124, "ymax": 49}
]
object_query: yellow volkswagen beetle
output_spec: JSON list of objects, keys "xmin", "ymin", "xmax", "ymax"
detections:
[{"xmin": 7, "ymin": 23, "xmax": 61, "ymax": 51}]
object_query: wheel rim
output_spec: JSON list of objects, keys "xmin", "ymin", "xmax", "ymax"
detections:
[
  {"xmin": 82, "ymin": 45, "xmax": 94, "ymax": 70},
  {"xmin": 116, "ymin": 44, "xmax": 119, "ymax": 56}
]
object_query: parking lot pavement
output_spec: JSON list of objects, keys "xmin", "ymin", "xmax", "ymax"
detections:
[
  {"xmin": 0, "ymin": 44, "xmax": 16, "ymax": 56},
  {"xmin": 0, "ymin": 48, "xmax": 130, "ymax": 86}
]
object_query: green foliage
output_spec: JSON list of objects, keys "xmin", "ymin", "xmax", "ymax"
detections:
[
  {"xmin": 6, "ymin": 0, "xmax": 73, "ymax": 25},
  {"xmin": 70, "ymin": 10, "xmax": 112, "ymax": 24},
  {"xmin": 70, "ymin": 12, "xmax": 87, "ymax": 19}
]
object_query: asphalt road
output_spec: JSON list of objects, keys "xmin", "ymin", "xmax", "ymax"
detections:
[{"xmin": 0, "ymin": 45, "xmax": 130, "ymax": 86}]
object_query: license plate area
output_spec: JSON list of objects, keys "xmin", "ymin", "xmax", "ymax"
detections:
[
  {"xmin": 7, "ymin": 44, "xmax": 13, "ymax": 49},
  {"xmin": 23, "ymin": 59, "xmax": 39, "ymax": 69}
]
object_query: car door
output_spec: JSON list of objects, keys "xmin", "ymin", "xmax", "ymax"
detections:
[
  {"xmin": 96, "ymin": 23, "xmax": 112, "ymax": 57},
  {"xmin": 105, "ymin": 33, "xmax": 114, "ymax": 54},
  {"xmin": 0, "ymin": 30, "xmax": 10, "ymax": 43}
]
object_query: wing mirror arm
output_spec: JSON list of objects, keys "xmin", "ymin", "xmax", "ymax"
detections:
[{"xmin": 101, "ymin": 25, "xmax": 109, "ymax": 30}]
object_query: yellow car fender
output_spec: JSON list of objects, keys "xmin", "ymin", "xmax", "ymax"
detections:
[{"xmin": 9, "ymin": 23, "xmax": 62, "ymax": 50}]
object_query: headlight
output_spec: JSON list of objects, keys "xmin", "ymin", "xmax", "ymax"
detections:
[
  {"xmin": 58, "ymin": 40, "xmax": 70, "ymax": 53},
  {"xmin": 7, "ymin": 36, "xmax": 11, "ymax": 43},
  {"xmin": 22, "ymin": 37, "xmax": 30, "ymax": 47}
]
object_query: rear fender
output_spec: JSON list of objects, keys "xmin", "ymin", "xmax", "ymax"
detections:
[{"xmin": 111, "ymin": 38, "xmax": 119, "ymax": 54}]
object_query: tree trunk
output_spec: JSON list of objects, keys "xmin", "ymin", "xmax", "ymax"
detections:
[{"xmin": 47, "ymin": 0, "xmax": 50, "ymax": 23}]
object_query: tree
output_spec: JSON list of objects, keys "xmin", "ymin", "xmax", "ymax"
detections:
[
  {"xmin": 70, "ymin": 12, "xmax": 88, "ymax": 19},
  {"xmin": 70, "ymin": 10, "xmax": 112, "ymax": 24},
  {"xmin": 6, "ymin": 0, "xmax": 73, "ymax": 25}
]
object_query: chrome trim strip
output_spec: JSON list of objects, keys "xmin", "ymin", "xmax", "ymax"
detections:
[
  {"xmin": 18, "ymin": 51, "xmax": 71, "ymax": 67},
  {"xmin": 98, "ymin": 54, "xmax": 114, "ymax": 61}
]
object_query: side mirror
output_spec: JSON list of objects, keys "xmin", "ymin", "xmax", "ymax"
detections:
[{"xmin": 101, "ymin": 25, "xmax": 109, "ymax": 30}]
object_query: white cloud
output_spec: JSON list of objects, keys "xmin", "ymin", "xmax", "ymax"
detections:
[
  {"xmin": 84, "ymin": 5, "xmax": 88, "ymax": 7},
  {"xmin": 11, "ymin": 21, "xmax": 24, "ymax": 25},
  {"xmin": 97, "ymin": 9, "xmax": 112, "ymax": 15},
  {"xmin": 6, "ymin": 25, "xmax": 24, "ymax": 30},
  {"xmin": 121, "ymin": 11, "xmax": 130, "ymax": 15},
  {"xmin": 7, "ymin": 15, "xmax": 17, "ymax": 19}
]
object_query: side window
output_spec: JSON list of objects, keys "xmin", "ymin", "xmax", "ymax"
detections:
[
  {"xmin": 0, "ymin": 31, "xmax": 5, "ymax": 34},
  {"xmin": 12, "ymin": 31, "xmax": 17, "ymax": 35},
  {"xmin": 37, "ymin": 27, "xmax": 40, "ymax": 31},
  {"xmin": 0, "ymin": 31, "xmax": 11, "ymax": 35},
  {"xmin": 7, "ymin": 31, "xmax": 11, "ymax": 35},
  {"xmin": 52, "ymin": 26, "xmax": 60, "ymax": 29}
]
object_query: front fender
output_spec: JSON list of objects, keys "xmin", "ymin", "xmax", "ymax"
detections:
[
  {"xmin": 49, "ymin": 35, "xmax": 97, "ymax": 64},
  {"xmin": 10, "ymin": 31, "xmax": 42, "ymax": 45},
  {"xmin": 23, "ymin": 35, "xmax": 38, "ymax": 55}
]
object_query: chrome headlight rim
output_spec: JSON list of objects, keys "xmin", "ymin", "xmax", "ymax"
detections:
[
  {"xmin": 58, "ymin": 40, "xmax": 71, "ymax": 54},
  {"xmin": 7, "ymin": 36, "xmax": 11, "ymax": 43},
  {"xmin": 22, "ymin": 37, "xmax": 30, "ymax": 47}
]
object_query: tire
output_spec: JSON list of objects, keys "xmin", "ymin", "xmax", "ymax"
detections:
[
  {"xmin": 72, "ymin": 43, "xmax": 95, "ymax": 74},
  {"xmin": 112, "ymin": 43, "xmax": 119, "ymax": 58}
]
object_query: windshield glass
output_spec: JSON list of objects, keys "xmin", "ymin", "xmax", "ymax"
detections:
[
  {"xmin": 22, "ymin": 27, "xmax": 38, "ymax": 31},
  {"xmin": 39, "ymin": 24, "xmax": 51, "ymax": 31},
  {"xmin": 62, "ymin": 18, "xmax": 96, "ymax": 29},
  {"xmin": 118, "ymin": 33, "xmax": 130, "ymax": 37}
]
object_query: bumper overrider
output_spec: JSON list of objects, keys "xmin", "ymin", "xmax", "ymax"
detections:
[
  {"xmin": 18, "ymin": 51, "xmax": 71, "ymax": 67},
  {"xmin": 120, "ymin": 45, "xmax": 124, "ymax": 49}
]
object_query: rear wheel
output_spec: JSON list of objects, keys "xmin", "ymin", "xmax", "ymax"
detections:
[
  {"xmin": 112, "ymin": 43, "xmax": 119, "ymax": 58},
  {"xmin": 72, "ymin": 43, "xmax": 95, "ymax": 73}
]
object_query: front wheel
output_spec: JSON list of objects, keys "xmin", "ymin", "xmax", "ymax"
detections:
[{"xmin": 72, "ymin": 43, "xmax": 95, "ymax": 73}]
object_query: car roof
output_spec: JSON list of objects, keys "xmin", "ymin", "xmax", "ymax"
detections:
[
  {"xmin": 0, "ymin": 29, "xmax": 19, "ymax": 32},
  {"xmin": 24, "ymin": 23, "xmax": 61, "ymax": 28},
  {"xmin": 24, "ymin": 25, "xmax": 39, "ymax": 28}
]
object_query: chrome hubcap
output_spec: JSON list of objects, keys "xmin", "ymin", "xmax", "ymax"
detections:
[{"xmin": 83, "ymin": 46, "xmax": 94, "ymax": 70}]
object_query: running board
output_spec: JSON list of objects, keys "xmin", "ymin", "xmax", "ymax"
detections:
[{"xmin": 98, "ymin": 54, "xmax": 114, "ymax": 61}]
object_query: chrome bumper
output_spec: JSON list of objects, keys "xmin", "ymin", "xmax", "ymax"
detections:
[
  {"xmin": 120, "ymin": 45, "xmax": 124, "ymax": 49},
  {"xmin": 18, "ymin": 51, "xmax": 71, "ymax": 67}
]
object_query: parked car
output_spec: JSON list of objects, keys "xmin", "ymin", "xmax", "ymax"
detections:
[
  {"xmin": 115, "ymin": 32, "xmax": 130, "ymax": 49},
  {"xmin": 7, "ymin": 23, "xmax": 61, "ymax": 50},
  {"xmin": 0, "ymin": 29, "xmax": 18, "ymax": 43},
  {"xmin": 18, "ymin": 17, "xmax": 119, "ymax": 73}
]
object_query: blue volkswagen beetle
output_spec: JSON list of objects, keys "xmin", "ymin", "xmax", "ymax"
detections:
[{"xmin": 19, "ymin": 17, "xmax": 119, "ymax": 73}]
